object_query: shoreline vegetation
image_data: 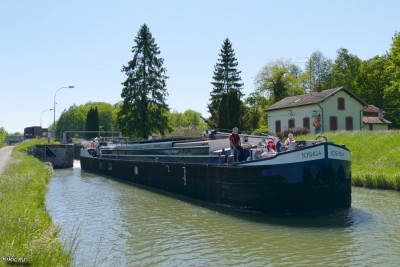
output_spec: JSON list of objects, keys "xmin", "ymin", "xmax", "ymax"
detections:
[{"xmin": 0, "ymin": 140, "xmax": 71, "ymax": 266}]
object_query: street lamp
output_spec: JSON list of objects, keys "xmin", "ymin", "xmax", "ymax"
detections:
[
  {"xmin": 53, "ymin": 86, "xmax": 74, "ymax": 137},
  {"xmin": 40, "ymin": 108, "xmax": 53, "ymax": 127}
]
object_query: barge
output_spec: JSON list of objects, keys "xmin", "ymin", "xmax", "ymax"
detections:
[{"xmin": 80, "ymin": 132, "xmax": 351, "ymax": 213}]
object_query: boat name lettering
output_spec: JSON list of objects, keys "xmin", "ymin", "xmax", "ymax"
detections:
[
  {"xmin": 330, "ymin": 150, "xmax": 344, "ymax": 157},
  {"xmin": 301, "ymin": 150, "xmax": 322, "ymax": 159}
]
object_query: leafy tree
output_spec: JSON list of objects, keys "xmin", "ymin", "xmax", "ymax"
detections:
[
  {"xmin": 54, "ymin": 102, "xmax": 118, "ymax": 139},
  {"xmin": 169, "ymin": 111, "xmax": 185, "ymax": 128},
  {"xmin": 85, "ymin": 106, "xmax": 99, "ymax": 138},
  {"xmin": 168, "ymin": 109, "xmax": 208, "ymax": 131},
  {"xmin": 244, "ymin": 90, "xmax": 268, "ymax": 131},
  {"xmin": 357, "ymin": 55, "xmax": 390, "ymax": 109},
  {"xmin": 117, "ymin": 24, "xmax": 171, "ymax": 138},
  {"xmin": 181, "ymin": 110, "xmax": 203, "ymax": 128},
  {"xmin": 305, "ymin": 51, "xmax": 333, "ymax": 92},
  {"xmin": 255, "ymin": 59, "xmax": 305, "ymax": 103},
  {"xmin": 330, "ymin": 48, "xmax": 362, "ymax": 94},
  {"xmin": 384, "ymin": 32, "xmax": 400, "ymax": 128},
  {"xmin": 0, "ymin": 127, "xmax": 6, "ymax": 144},
  {"xmin": 208, "ymin": 38, "xmax": 244, "ymax": 129},
  {"xmin": 56, "ymin": 105, "xmax": 87, "ymax": 139}
]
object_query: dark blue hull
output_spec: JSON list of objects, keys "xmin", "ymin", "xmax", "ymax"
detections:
[{"xmin": 80, "ymin": 144, "xmax": 351, "ymax": 213}]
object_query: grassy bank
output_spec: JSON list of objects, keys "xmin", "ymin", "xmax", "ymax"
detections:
[
  {"xmin": 0, "ymin": 140, "xmax": 71, "ymax": 266},
  {"xmin": 299, "ymin": 131, "xmax": 400, "ymax": 191}
]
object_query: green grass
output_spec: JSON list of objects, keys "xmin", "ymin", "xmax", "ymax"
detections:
[
  {"xmin": 298, "ymin": 130, "xmax": 400, "ymax": 191},
  {"xmin": 13, "ymin": 138, "xmax": 60, "ymax": 153},
  {"xmin": 0, "ymin": 140, "xmax": 71, "ymax": 266}
]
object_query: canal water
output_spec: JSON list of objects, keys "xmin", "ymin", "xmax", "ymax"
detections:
[{"xmin": 46, "ymin": 161, "xmax": 400, "ymax": 267}]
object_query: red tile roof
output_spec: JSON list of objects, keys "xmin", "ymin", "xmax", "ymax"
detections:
[{"xmin": 363, "ymin": 117, "xmax": 391, "ymax": 124}]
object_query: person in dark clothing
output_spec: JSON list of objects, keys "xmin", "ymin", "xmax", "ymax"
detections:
[{"xmin": 229, "ymin": 127, "xmax": 244, "ymax": 161}]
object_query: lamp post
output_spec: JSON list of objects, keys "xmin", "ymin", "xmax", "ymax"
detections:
[
  {"xmin": 40, "ymin": 108, "xmax": 53, "ymax": 127},
  {"xmin": 53, "ymin": 86, "xmax": 74, "ymax": 138}
]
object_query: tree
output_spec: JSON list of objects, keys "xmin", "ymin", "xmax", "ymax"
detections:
[
  {"xmin": 54, "ymin": 102, "xmax": 118, "ymax": 140},
  {"xmin": 255, "ymin": 59, "xmax": 305, "ymax": 103},
  {"xmin": 85, "ymin": 106, "xmax": 99, "ymax": 138},
  {"xmin": 56, "ymin": 105, "xmax": 87, "ymax": 139},
  {"xmin": 117, "ymin": 24, "xmax": 171, "ymax": 138},
  {"xmin": 305, "ymin": 51, "xmax": 333, "ymax": 92},
  {"xmin": 357, "ymin": 55, "xmax": 390, "ymax": 109},
  {"xmin": 384, "ymin": 32, "xmax": 400, "ymax": 128},
  {"xmin": 217, "ymin": 89, "xmax": 243, "ymax": 130},
  {"xmin": 0, "ymin": 127, "xmax": 6, "ymax": 144},
  {"xmin": 168, "ymin": 109, "xmax": 208, "ymax": 130},
  {"xmin": 244, "ymin": 91, "xmax": 268, "ymax": 131},
  {"xmin": 208, "ymin": 38, "xmax": 244, "ymax": 129},
  {"xmin": 330, "ymin": 48, "xmax": 362, "ymax": 94}
]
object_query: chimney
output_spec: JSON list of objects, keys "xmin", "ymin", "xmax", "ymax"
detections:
[
  {"xmin": 378, "ymin": 109, "xmax": 383, "ymax": 120},
  {"xmin": 316, "ymin": 85, "xmax": 322, "ymax": 92}
]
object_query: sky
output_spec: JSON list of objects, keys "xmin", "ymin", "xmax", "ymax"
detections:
[{"xmin": 1, "ymin": 0, "xmax": 398, "ymax": 133}]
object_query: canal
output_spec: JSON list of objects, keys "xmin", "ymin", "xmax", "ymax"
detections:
[{"xmin": 46, "ymin": 161, "xmax": 400, "ymax": 266}]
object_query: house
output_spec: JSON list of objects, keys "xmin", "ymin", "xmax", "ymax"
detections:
[
  {"xmin": 265, "ymin": 87, "xmax": 372, "ymax": 134},
  {"xmin": 363, "ymin": 105, "xmax": 391, "ymax": 131}
]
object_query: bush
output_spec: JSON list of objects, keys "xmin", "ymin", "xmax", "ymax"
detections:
[
  {"xmin": 277, "ymin": 127, "xmax": 310, "ymax": 139},
  {"xmin": 252, "ymin": 126, "xmax": 270, "ymax": 136}
]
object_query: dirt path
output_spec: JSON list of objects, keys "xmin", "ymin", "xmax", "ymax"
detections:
[{"xmin": 0, "ymin": 146, "xmax": 14, "ymax": 175}]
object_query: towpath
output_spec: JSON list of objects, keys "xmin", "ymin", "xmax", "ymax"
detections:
[{"xmin": 0, "ymin": 146, "xmax": 14, "ymax": 175}]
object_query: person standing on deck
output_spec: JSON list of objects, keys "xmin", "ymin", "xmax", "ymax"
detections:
[
  {"xmin": 285, "ymin": 132, "xmax": 295, "ymax": 146},
  {"xmin": 229, "ymin": 127, "xmax": 244, "ymax": 161}
]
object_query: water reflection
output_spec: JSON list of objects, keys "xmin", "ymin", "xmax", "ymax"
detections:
[{"xmin": 46, "ymin": 162, "xmax": 400, "ymax": 267}]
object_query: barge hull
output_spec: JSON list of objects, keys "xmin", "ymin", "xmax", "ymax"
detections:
[{"xmin": 80, "ymin": 153, "xmax": 351, "ymax": 213}]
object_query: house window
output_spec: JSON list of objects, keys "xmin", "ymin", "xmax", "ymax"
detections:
[
  {"xmin": 330, "ymin": 116, "xmax": 338, "ymax": 131},
  {"xmin": 338, "ymin": 97, "xmax": 345, "ymax": 110},
  {"xmin": 346, "ymin": 116, "xmax": 353, "ymax": 130},
  {"xmin": 369, "ymin": 124, "xmax": 373, "ymax": 131},
  {"xmin": 303, "ymin": 117, "xmax": 310, "ymax": 130},
  {"xmin": 275, "ymin": 120, "xmax": 281, "ymax": 133},
  {"xmin": 288, "ymin": 118, "xmax": 295, "ymax": 128}
]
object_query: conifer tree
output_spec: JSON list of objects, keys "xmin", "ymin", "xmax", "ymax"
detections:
[
  {"xmin": 117, "ymin": 24, "xmax": 170, "ymax": 138},
  {"xmin": 85, "ymin": 106, "xmax": 99, "ymax": 138},
  {"xmin": 208, "ymin": 38, "xmax": 244, "ymax": 129}
]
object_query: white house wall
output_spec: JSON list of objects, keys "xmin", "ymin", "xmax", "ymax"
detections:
[
  {"xmin": 321, "ymin": 90, "xmax": 364, "ymax": 131},
  {"xmin": 363, "ymin": 123, "xmax": 388, "ymax": 131},
  {"xmin": 267, "ymin": 106, "xmax": 319, "ymax": 134}
]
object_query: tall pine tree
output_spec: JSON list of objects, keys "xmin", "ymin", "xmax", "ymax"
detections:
[
  {"xmin": 117, "ymin": 24, "xmax": 170, "ymax": 138},
  {"xmin": 85, "ymin": 106, "xmax": 99, "ymax": 139},
  {"xmin": 208, "ymin": 38, "xmax": 244, "ymax": 130}
]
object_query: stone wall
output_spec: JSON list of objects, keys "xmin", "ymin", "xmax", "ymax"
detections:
[{"xmin": 27, "ymin": 144, "xmax": 74, "ymax": 168}]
